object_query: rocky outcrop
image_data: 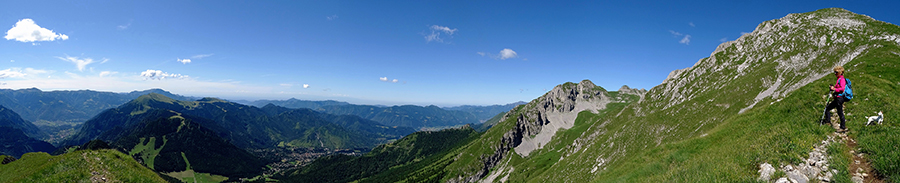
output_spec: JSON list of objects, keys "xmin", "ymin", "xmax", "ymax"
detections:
[
  {"xmin": 618, "ymin": 85, "xmax": 647, "ymax": 100},
  {"xmin": 509, "ymin": 80, "xmax": 613, "ymax": 156},
  {"xmin": 449, "ymin": 80, "xmax": 634, "ymax": 183}
]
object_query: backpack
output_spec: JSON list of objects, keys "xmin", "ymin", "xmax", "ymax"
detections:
[{"xmin": 839, "ymin": 78, "xmax": 853, "ymax": 101}]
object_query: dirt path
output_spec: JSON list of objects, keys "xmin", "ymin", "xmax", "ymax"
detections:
[{"xmin": 828, "ymin": 117, "xmax": 884, "ymax": 183}]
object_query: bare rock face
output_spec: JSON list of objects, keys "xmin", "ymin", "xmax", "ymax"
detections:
[
  {"xmin": 510, "ymin": 80, "xmax": 613, "ymax": 156},
  {"xmin": 451, "ymin": 80, "xmax": 636, "ymax": 183}
]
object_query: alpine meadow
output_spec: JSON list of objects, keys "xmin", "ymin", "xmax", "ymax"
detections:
[{"xmin": 1, "ymin": 2, "xmax": 899, "ymax": 183}]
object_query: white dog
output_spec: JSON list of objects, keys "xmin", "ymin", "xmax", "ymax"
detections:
[{"xmin": 865, "ymin": 111, "xmax": 884, "ymax": 126}]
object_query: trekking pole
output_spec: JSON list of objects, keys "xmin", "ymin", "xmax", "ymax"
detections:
[{"xmin": 818, "ymin": 87, "xmax": 832, "ymax": 125}]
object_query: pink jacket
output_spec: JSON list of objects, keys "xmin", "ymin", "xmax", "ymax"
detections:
[{"xmin": 834, "ymin": 75, "xmax": 846, "ymax": 97}]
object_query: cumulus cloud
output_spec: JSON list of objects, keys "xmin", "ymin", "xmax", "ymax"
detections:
[
  {"xmin": 379, "ymin": 77, "xmax": 388, "ymax": 81},
  {"xmin": 478, "ymin": 48, "xmax": 519, "ymax": 60},
  {"xmin": 140, "ymin": 69, "xmax": 188, "ymax": 80},
  {"xmin": 499, "ymin": 49, "xmax": 518, "ymax": 60},
  {"xmin": 689, "ymin": 22, "xmax": 695, "ymax": 27},
  {"xmin": 326, "ymin": 15, "xmax": 338, "ymax": 21},
  {"xmin": 177, "ymin": 58, "xmax": 191, "ymax": 64},
  {"xmin": 57, "ymin": 56, "xmax": 105, "ymax": 71},
  {"xmin": 391, "ymin": 79, "xmax": 398, "ymax": 83},
  {"xmin": 5, "ymin": 19, "xmax": 69, "ymax": 43},
  {"xmin": 679, "ymin": 35, "xmax": 691, "ymax": 45},
  {"xmin": 0, "ymin": 68, "xmax": 27, "ymax": 79},
  {"xmin": 424, "ymin": 25, "xmax": 457, "ymax": 43},
  {"xmin": 99, "ymin": 71, "xmax": 117, "ymax": 77},
  {"xmin": 719, "ymin": 37, "xmax": 728, "ymax": 42},
  {"xmin": 303, "ymin": 84, "xmax": 309, "ymax": 88}
]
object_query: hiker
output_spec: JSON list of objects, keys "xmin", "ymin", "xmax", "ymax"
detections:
[{"xmin": 823, "ymin": 66, "xmax": 848, "ymax": 132}]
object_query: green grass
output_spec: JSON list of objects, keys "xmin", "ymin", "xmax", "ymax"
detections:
[
  {"xmin": 845, "ymin": 43, "xmax": 900, "ymax": 182},
  {"xmin": 165, "ymin": 169, "xmax": 229, "ymax": 183},
  {"xmin": 0, "ymin": 150, "xmax": 167, "ymax": 183},
  {"xmin": 164, "ymin": 151, "xmax": 229, "ymax": 183},
  {"xmin": 586, "ymin": 29, "xmax": 900, "ymax": 182},
  {"xmin": 826, "ymin": 142, "xmax": 853, "ymax": 182},
  {"xmin": 128, "ymin": 136, "xmax": 168, "ymax": 170}
]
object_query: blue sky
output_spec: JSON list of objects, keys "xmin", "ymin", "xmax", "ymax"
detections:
[{"xmin": 1, "ymin": 1, "xmax": 897, "ymax": 106}]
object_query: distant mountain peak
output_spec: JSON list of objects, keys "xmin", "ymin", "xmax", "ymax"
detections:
[
  {"xmin": 132, "ymin": 93, "xmax": 177, "ymax": 104},
  {"xmin": 197, "ymin": 97, "xmax": 227, "ymax": 103}
]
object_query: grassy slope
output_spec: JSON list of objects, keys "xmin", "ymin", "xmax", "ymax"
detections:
[
  {"xmin": 501, "ymin": 92, "xmax": 640, "ymax": 182},
  {"xmin": 0, "ymin": 150, "xmax": 167, "ymax": 183},
  {"xmin": 590, "ymin": 36, "xmax": 900, "ymax": 182},
  {"xmin": 165, "ymin": 152, "xmax": 229, "ymax": 183}
]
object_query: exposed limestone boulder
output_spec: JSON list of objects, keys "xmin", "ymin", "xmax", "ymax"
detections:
[{"xmin": 758, "ymin": 163, "xmax": 776, "ymax": 181}]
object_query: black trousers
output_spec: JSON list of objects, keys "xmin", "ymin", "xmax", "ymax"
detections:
[{"xmin": 824, "ymin": 96, "xmax": 846, "ymax": 129}]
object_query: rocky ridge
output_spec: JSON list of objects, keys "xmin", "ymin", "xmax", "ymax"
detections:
[
  {"xmin": 651, "ymin": 8, "xmax": 895, "ymax": 114},
  {"xmin": 449, "ymin": 80, "xmax": 644, "ymax": 182}
]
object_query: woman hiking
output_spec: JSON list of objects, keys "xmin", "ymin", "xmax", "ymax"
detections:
[{"xmin": 822, "ymin": 66, "xmax": 848, "ymax": 133}]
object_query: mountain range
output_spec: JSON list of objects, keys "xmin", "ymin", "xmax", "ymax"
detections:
[
  {"xmin": 2, "ymin": 8, "xmax": 898, "ymax": 183},
  {"xmin": 0, "ymin": 88, "xmax": 194, "ymax": 144},
  {"xmin": 248, "ymin": 98, "xmax": 523, "ymax": 130}
]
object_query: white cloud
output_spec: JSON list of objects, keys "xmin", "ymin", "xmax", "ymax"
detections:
[
  {"xmin": 669, "ymin": 30, "xmax": 683, "ymax": 36},
  {"xmin": 478, "ymin": 49, "xmax": 520, "ymax": 60},
  {"xmin": 0, "ymin": 68, "xmax": 27, "ymax": 79},
  {"xmin": 140, "ymin": 69, "xmax": 188, "ymax": 80},
  {"xmin": 719, "ymin": 37, "xmax": 728, "ymax": 42},
  {"xmin": 4, "ymin": 19, "xmax": 69, "ymax": 43},
  {"xmin": 99, "ymin": 71, "xmax": 117, "ymax": 77},
  {"xmin": 0, "ymin": 67, "xmax": 50, "ymax": 79},
  {"xmin": 57, "ymin": 56, "xmax": 105, "ymax": 71},
  {"xmin": 303, "ymin": 84, "xmax": 309, "ymax": 88},
  {"xmin": 380, "ymin": 77, "xmax": 400, "ymax": 83},
  {"xmin": 679, "ymin": 35, "xmax": 691, "ymax": 45},
  {"xmin": 689, "ymin": 22, "xmax": 695, "ymax": 27},
  {"xmin": 117, "ymin": 23, "xmax": 130, "ymax": 30},
  {"xmin": 499, "ymin": 49, "xmax": 518, "ymax": 60},
  {"xmin": 280, "ymin": 83, "xmax": 292, "ymax": 87},
  {"xmin": 326, "ymin": 15, "xmax": 338, "ymax": 21},
  {"xmin": 424, "ymin": 25, "xmax": 457, "ymax": 43},
  {"xmin": 177, "ymin": 58, "xmax": 192, "ymax": 64},
  {"xmin": 191, "ymin": 54, "xmax": 214, "ymax": 59}
]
